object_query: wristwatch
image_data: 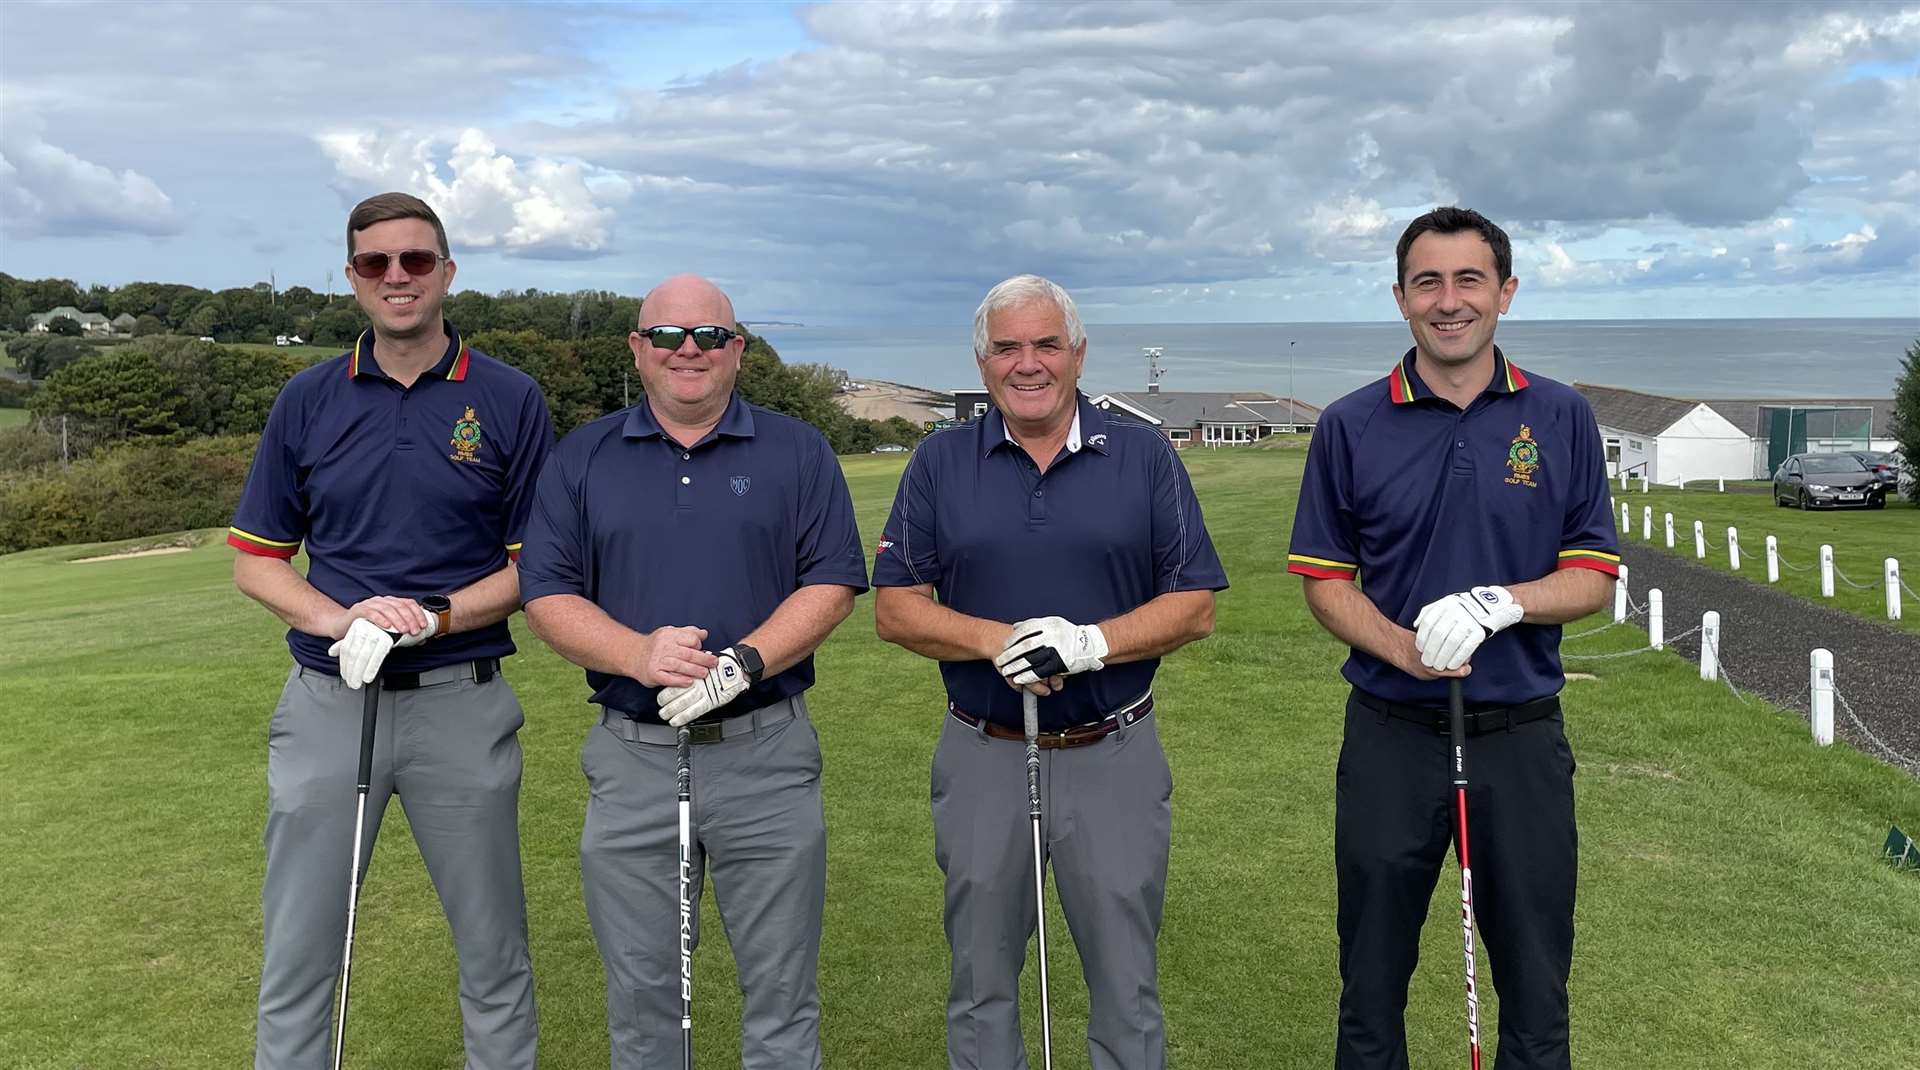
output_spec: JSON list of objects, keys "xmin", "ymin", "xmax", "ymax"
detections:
[
  {"xmin": 421, "ymin": 594, "xmax": 453, "ymax": 637},
  {"xmin": 731, "ymin": 642, "xmax": 765, "ymax": 684}
]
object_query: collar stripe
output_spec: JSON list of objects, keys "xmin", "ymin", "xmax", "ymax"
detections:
[
  {"xmin": 1388, "ymin": 363, "xmax": 1412, "ymax": 404},
  {"xmin": 449, "ymin": 346, "xmax": 470, "ymax": 382}
]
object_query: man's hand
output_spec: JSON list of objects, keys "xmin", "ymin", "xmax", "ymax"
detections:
[
  {"xmin": 656, "ymin": 647, "xmax": 754, "ymax": 727},
  {"xmin": 633, "ymin": 626, "xmax": 718, "ymax": 689},
  {"xmin": 1412, "ymin": 585, "xmax": 1524, "ymax": 672},
  {"xmin": 332, "ymin": 596, "xmax": 429, "ymax": 640},
  {"xmin": 328, "ymin": 617, "xmax": 398, "ymax": 689},
  {"xmin": 994, "ymin": 617, "xmax": 1109, "ymax": 686},
  {"xmin": 392, "ymin": 600, "xmax": 440, "ymax": 649}
]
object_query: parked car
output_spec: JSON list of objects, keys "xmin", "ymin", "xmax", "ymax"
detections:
[
  {"xmin": 1843, "ymin": 450, "xmax": 1902, "ymax": 489},
  {"xmin": 870, "ymin": 443, "xmax": 910, "ymax": 453},
  {"xmin": 1772, "ymin": 452, "xmax": 1886, "ymax": 509}
]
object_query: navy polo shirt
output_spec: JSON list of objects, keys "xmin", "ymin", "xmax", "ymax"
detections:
[
  {"xmin": 517, "ymin": 394, "xmax": 870, "ymax": 721},
  {"xmin": 1287, "ymin": 347, "xmax": 1621, "ymax": 708},
  {"xmin": 872, "ymin": 394, "xmax": 1228, "ymax": 733},
  {"xmin": 230, "ymin": 323, "xmax": 555, "ymax": 674}
]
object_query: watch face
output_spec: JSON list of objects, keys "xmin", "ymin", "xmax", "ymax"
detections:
[{"xmin": 422, "ymin": 595, "xmax": 452, "ymax": 612}]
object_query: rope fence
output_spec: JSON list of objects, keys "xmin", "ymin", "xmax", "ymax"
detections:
[{"xmin": 1829, "ymin": 564, "xmax": 1877, "ymax": 591}]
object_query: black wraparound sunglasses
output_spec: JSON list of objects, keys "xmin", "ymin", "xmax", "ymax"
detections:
[{"xmin": 638, "ymin": 325, "xmax": 738, "ymax": 351}]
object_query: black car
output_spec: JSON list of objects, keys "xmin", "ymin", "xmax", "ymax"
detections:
[
  {"xmin": 1844, "ymin": 450, "xmax": 1902, "ymax": 489},
  {"xmin": 1772, "ymin": 452, "xmax": 1886, "ymax": 509}
]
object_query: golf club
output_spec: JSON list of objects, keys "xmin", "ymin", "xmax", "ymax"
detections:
[
  {"xmin": 330, "ymin": 664, "xmax": 386, "ymax": 1070},
  {"xmin": 677, "ymin": 726, "xmax": 695, "ymax": 1070},
  {"xmin": 1022, "ymin": 690, "xmax": 1055, "ymax": 1070},
  {"xmin": 1448, "ymin": 678, "xmax": 1483, "ymax": 1070}
]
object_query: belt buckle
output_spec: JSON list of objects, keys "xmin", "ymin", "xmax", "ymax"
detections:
[{"xmin": 685, "ymin": 721, "xmax": 725, "ymax": 745}]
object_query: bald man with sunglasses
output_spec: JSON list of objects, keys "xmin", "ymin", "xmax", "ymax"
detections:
[{"xmin": 520, "ymin": 274, "xmax": 868, "ymax": 1069}]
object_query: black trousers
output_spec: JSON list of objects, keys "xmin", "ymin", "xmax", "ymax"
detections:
[{"xmin": 1334, "ymin": 690, "xmax": 1577, "ymax": 1070}]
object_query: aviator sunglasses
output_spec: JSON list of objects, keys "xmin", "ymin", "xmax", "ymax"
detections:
[
  {"xmin": 349, "ymin": 248, "xmax": 448, "ymax": 279},
  {"xmin": 638, "ymin": 325, "xmax": 738, "ymax": 351}
]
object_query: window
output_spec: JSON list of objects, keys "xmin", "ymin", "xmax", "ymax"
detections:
[
  {"xmin": 1627, "ymin": 438, "xmax": 1643, "ymax": 451},
  {"xmin": 1168, "ymin": 429, "xmax": 1190, "ymax": 441},
  {"xmin": 1203, "ymin": 424, "xmax": 1253, "ymax": 444},
  {"xmin": 1604, "ymin": 437, "xmax": 1621, "ymax": 465}
]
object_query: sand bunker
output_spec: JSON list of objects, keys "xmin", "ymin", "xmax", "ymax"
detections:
[{"xmin": 70, "ymin": 546, "xmax": 193, "ymax": 564}]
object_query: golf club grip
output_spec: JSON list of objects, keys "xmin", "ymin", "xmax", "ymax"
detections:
[
  {"xmin": 1447, "ymin": 678, "xmax": 1467, "ymax": 788},
  {"xmin": 356, "ymin": 679, "xmax": 379, "ymax": 792},
  {"xmin": 675, "ymin": 728, "xmax": 692, "ymax": 798},
  {"xmin": 1022, "ymin": 691, "xmax": 1041, "ymax": 814}
]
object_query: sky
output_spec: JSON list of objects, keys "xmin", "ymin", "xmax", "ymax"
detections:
[{"xmin": 2, "ymin": 0, "xmax": 1917, "ymax": 325}]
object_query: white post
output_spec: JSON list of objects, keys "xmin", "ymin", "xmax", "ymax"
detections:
[
  {"xmin": 1620, "ymin": 469, "xmax": 1629, "ymax": 491},
  {"xmin": 1700, "ymin": 611, "xmax": 1720, "ymax": 680},
  {"xmin": 1642, "ymin": 505, "xmax": 1652, "ymax": 541},
  {"xmin": 1717, "ymin": 477, "xmax": 1724, "ymax": 492},
  {"xmin": 1726, "ymin": 527, "xmax": 1740, "ymax": 571},
  {"xmin": 1613, "ymin": 566, "xmax": 1629, "ymax": 623},
  {"xmin": 1820, "ymin": 544, "xmax": 1834, "ymax": 598},
  {"xmin": 1664, "ymin": 512, "xmax": 1675, "ymax": 549},
  {"xmin": 1810, "ymin": 649, "xmax": 1834, "ymax": 746},
  {"xmin": 1640, "ymin": 472, "xmax": 1649, "ymax": 493},
  {"xmin": 1888, "ymin": 559, "xmax": 1902, "ymax": 621},
  {"xmin": 1766, "ymin": 535, "xmax": 1779, "ymax": 583},
  {"xmin": 1620, "ymin": 501, "xmax": 1630, "ymax": 531},
  {"xmin": 1693, "ymin": 519, "xmax": 1706, "ymax": 560},
  {"xmin": 1649, "ymin": 588, "xmax": 1664, "ymax": 650}
]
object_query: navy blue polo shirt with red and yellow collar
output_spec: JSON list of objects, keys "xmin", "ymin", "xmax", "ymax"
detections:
[
  {"xmin": 516, "ymin": 393, "xmax": 870, "ymax": 723},
  {"xmin": 1287, "ymin": 346, "xmax": 1620, "ymax": 708},
  {"xmin": 229, "ymin": 323, "xmax": 554, "ymax": 675},
  {"xmin": 872, "ymin": 393, "xmax": 1229, "ymax": 733}
]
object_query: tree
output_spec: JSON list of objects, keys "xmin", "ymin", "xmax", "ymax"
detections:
[
  {"xmin": 184, "ymin": 298, "xmax": 226, "ymax": 339},
  {"xmin": 1894, "ymin": 339, "xmax": 1919, "ymax": 505},
  {"xmin": 11, "ymin": 335, "xmax": 93, "ymax": 379},
  {"xmin": 30, "ymin": 349, "xmax": 189, "ymax": 440},
  {"xmin": 469, "ymin": 329, "xmax": 600, "ymax": 435},
  {"xmin": 132, "ymin": 314, "xmax": 166, "ymax": 337},
  {"xmin": 46, "ymin": 316, "xmax": 83, "ymax": 337}
]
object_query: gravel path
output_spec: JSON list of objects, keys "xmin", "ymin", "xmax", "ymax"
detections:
[{"xmin": 1594, "ymin": 544, "xmax": 1920, "ymax": 776}]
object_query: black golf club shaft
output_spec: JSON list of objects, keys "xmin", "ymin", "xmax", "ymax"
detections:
[
  {"xmin": 1448, "ymin": 679, "xmax": 1483, "ymax": 1070},
  {"xmin": 1022, "ymin": 690, "xmax": 1054, "ymax": 1070},
  {"xmin": 331, "ymin": 674, "xmax": 382, "ymax": 1070},
  {"xmin": 677, "ymin": 727, "xmax": 694, "ymax": 1070}
]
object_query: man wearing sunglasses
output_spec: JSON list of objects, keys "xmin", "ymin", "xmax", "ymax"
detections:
[
  {"xmin": 231, "ymin": 192, "xmax": 551, "ymax": 1069},
  {"xmin": 520, "ymin": 274, "xmax": 868, "ymax": 1069}
]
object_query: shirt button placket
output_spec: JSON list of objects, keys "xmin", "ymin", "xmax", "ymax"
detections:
[{"xmin": 677, "ymin": 447, "xmax": 694, "ymax": 508}]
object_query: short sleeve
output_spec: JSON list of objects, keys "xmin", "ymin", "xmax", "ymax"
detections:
[
  {"xmin": 1150, "ymin": 439, "xmax": 1228, "ymax": 592},
  {"xmin": 501, "ymin": 384, "xmax": 556, "ymax": 562},
  {"xmin": 1555, "ymin": 397, "xmax": 1622, "ymax": 577},
  {"xmin": 516, "ymin": 445, "xmax": 587, "ymax": 603},
  {"xmin": 871, "ymin": 447, "xmax": 942, "ymax": 587},
  {"xmin": 794, "ymin": 433, "xmax": 870, "ymax": 590},
  {"xmin": 1286, "ymin": 411, "xmax": 1360, "ymax": 580},
  {"xmin": 228, "ymin": 385, "xmax": 306, "ymax": 558}
]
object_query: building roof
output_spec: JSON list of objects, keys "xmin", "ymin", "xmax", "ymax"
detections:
[
  {"xmin": 1700, "ymin": 397, "xmax": 1899, "ymax": 439},
  {"xmin": 1098, "ymin": 390, "xmax": 1321, "ymax": 428},
  {"xmin": 31, "ymin": 305, "xmax": 109, "ymax": 327},
  {"xmin": 1572, "ymin": 383, "xmax": 1703, "ymax": 437}
]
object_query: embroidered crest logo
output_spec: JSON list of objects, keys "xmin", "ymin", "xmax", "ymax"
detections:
[
  {"xmin": 730, "ymin": 475, "xmax": 751, "ymax": 497},
  {"xmin": 450, "ymin": 406, "xmax": 483, "ymax": 463},
  {"xmin": 1504, "ymin": 424, "xmax": 1540, "ymax": 488}
]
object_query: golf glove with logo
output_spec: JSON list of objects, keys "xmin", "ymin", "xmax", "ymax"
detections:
[
  {"xmin": 1413, "ymin": 585, "xmax": 1524, "ymax": 672},
  {"xmin": 657, "ymin": 646, "xmax": 755, "ymax": 727},
  {"xmin": 995, "ymin": 616, "xmax": 1109, "ymax": 686}
]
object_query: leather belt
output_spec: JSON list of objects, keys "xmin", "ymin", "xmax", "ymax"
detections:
[
  {"xmin": 380, "ymin": 658, "xmax": 498, "ymax": 691},
  {"xmin": 1352, "ymin": 688, "xmax": 1559, "ymax": 735},
  {"xmin": 601, "ymin": 695, "xmax": 803, "ymax": 746},
  {"xmin": 947, "ymin": 692, "xmax": 1153, "ymax": 749}
]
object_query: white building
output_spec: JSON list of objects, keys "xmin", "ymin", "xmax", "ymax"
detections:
[{"xmin": 1576, "ymin": 383, "xmax": 1899, "ymax": 483}]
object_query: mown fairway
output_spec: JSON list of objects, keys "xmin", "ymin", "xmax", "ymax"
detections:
[
  {"xmin": 2, "ymin": 450, "xmax": 1917, "ymax": 1068},
  {"xmin": 1613, "ymin": 483, "xmax": 1918, "ymax": 635}
]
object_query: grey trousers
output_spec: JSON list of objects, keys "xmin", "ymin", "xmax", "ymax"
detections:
[
  {"xmin": 255, "ymin": 663, "xmax": 537, "ymax": 1070},
  {"xmin": 932, "ymin": 709, "xmax": 1174, "ymax": 1070},
  {"xmin": 579, "ymin": 695, "xmax": 827, "ymax": 1070}
]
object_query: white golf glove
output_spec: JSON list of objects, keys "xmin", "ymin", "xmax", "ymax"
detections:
[
  {"xmin": 657, "ymin": 647, "xmax": 754, "ymax": 727},
  {"xmin": 994, "ymin": 616, "xmax": 1109, "ymax": 686},
  {"xmin": 1412, "ymin": 585, "xmax": 1524, "ymax": 672},
  {"xmin": 328, "ymin": 617, "xmax": 397, "ymax": 690},
  {"xmin": 393, "ymin": 601, "xmax": 440, "ymax": 648}
]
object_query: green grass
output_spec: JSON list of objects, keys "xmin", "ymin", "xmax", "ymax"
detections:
[
  {"xmin": 223, "ymin": 342, "xmax": 345, "ymax": 360},
  {"xmin": 0, "ymin": 407, "xmax": 29, "ymax": 428},
  {"xmin": 2, "ymin": 453, "xmax": 1916, "ymax": 1068},
  {"xmin": 1613, "ymin": 483, "xmax": 1918, "ymax": 634}
]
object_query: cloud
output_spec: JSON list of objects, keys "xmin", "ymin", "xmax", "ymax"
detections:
[
  {"xmin": 0, "ymin": 121, "xmax": 181, "ymax": 238},
  {"xmin": 317, "ymin": 129, "xmax": 632, "ymax": 258}
]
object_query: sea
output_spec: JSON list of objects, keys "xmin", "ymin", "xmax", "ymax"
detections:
[{"xmin": 754, "ymin": 318, "xmax": 1920, "ymax": 405}]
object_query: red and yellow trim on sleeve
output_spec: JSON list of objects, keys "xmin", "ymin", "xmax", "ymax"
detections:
[
  {"xmin": 448, "ymin": 346, "xmax": 471, "ymax": 382},
  {"xmin": 1387, "ymin": 362, "xmax": 1414, "ymax": 404},
  {"xmin": 1287, "ymin": 553, "xmax": 1359, "ymax": 580},
  {"xmin": 505, "ymin": 541, "xmax": 522, "ymax": 562},
  {"xmin": 227, "ymin": 527, "xmax": 300, "ymax": 558},
  {"xmin": 1556, "ymin": 548, "xmax": 1620, "ymax": 576}
]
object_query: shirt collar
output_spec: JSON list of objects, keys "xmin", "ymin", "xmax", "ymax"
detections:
[
  {"xmin": 982, "ymin": 391, "xmax": 1110, "ymax": 458},
  {"xmin": 622, "ymin": 391, "xmax": 757, "ymax": 443},
  {"xmin": 1387, "ymin": 345, "xmax": 1529, "ymax": 405},
  {"xmin": 349, "ymin": 321, "xmax": 469, "ymax": 382}
]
